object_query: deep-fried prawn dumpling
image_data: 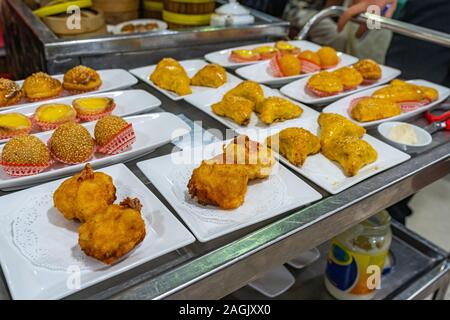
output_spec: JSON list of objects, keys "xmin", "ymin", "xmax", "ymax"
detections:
[
  {"xmin": 211, "ymin": 95, "xmax": 253, "ymax": 126},
  {"xmin": 258, "ymin": 96, "xmax": 303, "ymax": 124},
  {"xmin": 224, "ymin": 81, "xmax": 264, "ymax": 110},
  {"xmin": 351, "ymin": 97, "xmax": 401, "ymax": 122},
  {"xmin": 53, "ymin": 163, "xmax": 116, "ymax": 222},
  {"xmin": 78, "ymin": 197, "xmax": 146, "ymax": 264},
  {"xmin": 150, "ymin": 58, "xmax": 192, "ymax": 96},
  {"xmin": 266, "ymin": 127, "xmax": 320, "ymax": 166},
  {"xmin": 188, "ymin": 162, "xmax": 248, "ymax": 209},
  {"xmin": 318, "ymin": 113, "xmax": 366, "ymax": 145},
  {"xmin": 191, "ymin": 64, "xmax": 227, "ymax": 88},
  {"xmin": 321, "ymin": 135, "xmax": 378, "ymax": 177}
]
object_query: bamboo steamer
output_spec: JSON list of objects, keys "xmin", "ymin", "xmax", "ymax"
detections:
[
  {"xmin": 162, "ymin": 0, "xmax": 215, "ymax": 29},
  {"xmin": 143, "ymin": 0, "xmax": 163, "ymax": 19},
  {"xmin": 42, "ymin": 9, "xmax": 105, "ymax": 36},
  {"xmin": 92, "ymin": 0, "xmax": 139, "ymax": 24}
]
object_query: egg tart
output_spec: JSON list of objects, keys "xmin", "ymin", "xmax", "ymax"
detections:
[
  {"xmin": 150, "ymin": 58, "xmax": 192, "ymax": 96},
  {"xmin": 307, "ymin": 71, "xmax": 344, "ymax": 97},
  {"xmin": 269, "ymin": 53, "xmax": 301, "ymax": 77},
  {"xmin": 229, "ymin": 49, "xmax": 260, "ymax": 63},
  {"xmin": 63, "ymin": 65, "xmax": 102, "ymax": 93},
  {"xmin": 353, "ymin": 59, "xmax": 382, "ymax": 84},
  {"xmin": 254, "ymin": 46, "xmax": 279, "ymax": 60},
  {"xmin": 22, "ymin": 72, "xmax": 63, "ymax": 102},
  {"xmin": 0, "ymin": 78, "xmax": 23, "ymax": 107},
  {"xmin": 317, "ymin": 46, "xmax": 340, "ymax": 69},
  {"xmin": 298, "ymin": 50, "xmax": 321, "ymax": 73},
  {"xmin": 33, "ymin": 103, "xmax": 77, "ymax": 131},
  {"xmin": 1, "ymin": 135, "xmax": 50, "ymax": 176},
  {"xmin": 72, "ymin": 97, "xmax": 116, "ymax": 122},
  {"xmin": 0, "ymin": 113, "xmax": 32, "ymax": 140},
  {"xmin": 275, "ymin": 41, "xmax": 301, "ymax": 55},
  {"xmin": 350, "ymin": 97, "xmax": 401, "ymax": 122},
  {"xmin": 191, "ymin": 64, "xmax": 227, "ymax": 88},
  {"xmin": 49, "ymin": 122, "xmax": 94, "ymax": 164},
  {"xmin": 332, "ymin": 67, "xmax": 363, "ymax": 91},
  {"xmin": 94, "ymin": 115, "xmax": 135, "ymax": 155}
]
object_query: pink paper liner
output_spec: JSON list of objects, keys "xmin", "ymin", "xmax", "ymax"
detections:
[
  {"xmin": 300, "ymin": 59, "xmax": 321, "ymax": 74},
  {"xmin": 32, "ymin": 115, "xmax": 79, "ymax": 132},
  {"xmin": 398, "ymin": 100, "xmax": 429, "ymax": 112},
  {"xmin": 76, "ymin": 103, "xmax": 116, "ymax": 122},
  {"xmin": 321, "ymin": 62, "xmax": 339, "ymax": 70},
  {"xmin": 229, "ymin": 53, "xmax": 260, "ymax": 63},
  {"xmin": 1, "ymin": 160, "xmax": 51, "ymax": 177},
  {"xmin": 96, "ymin": 124, "xmax": 136, "ymax": 155},
  {"xmin": 268, "ymin": 53, "xmax": 284, "ymax": 77},
  {"xmin": 306, "ymin": 85, "xmax": 341, "ymax": 98},
  {"xmin": 48, "ymin": 137, "xmax": 95, "ymax": 165},
  {"xmin": 0, "ymin": 126, "xmax": 32, "ymax": 140}
]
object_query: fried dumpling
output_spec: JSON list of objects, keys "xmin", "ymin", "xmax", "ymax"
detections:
[
  {"xmin": 191, "ymin": 64, "xmax": 227, "ymax": 88},
  {"xmin": 150, "ymin": 58, "xmax": 192, "ymax": 96}
]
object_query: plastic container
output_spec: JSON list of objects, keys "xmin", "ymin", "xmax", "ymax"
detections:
[{"xmin": 325, "ymin": 211, "xmax": 392, "ymax": 300}]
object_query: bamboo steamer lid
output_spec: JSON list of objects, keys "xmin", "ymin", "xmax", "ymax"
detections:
[
  {"xmin": 92, "ymin": 0, "xmax": 139, "ymax": 13},
  {"xmin": 103, "ymin": 10, "xmax": 139, "ymax": 24},
  {"xmin": 143, "ymin": 0, "xmax": 163, "ymax": 19},
  {"xmin": 163, "ymin": 0, "xmax": 215, "ymax": 28},
  {"xmin": 42, "ymin": 9, "xmax": 105, "ymax": 35},
  {"xmin": 58, "ymin": 24, "xmax": 108, "ymax": 39}
]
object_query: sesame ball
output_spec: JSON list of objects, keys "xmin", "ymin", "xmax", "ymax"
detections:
[
  {"xmin": 2, "ymin": 135, "xmax": 50, "ymax": 165},
  {"xmin": 94, "ymin": 115, "xmax": 128, "ymax": 147},
  {"xmin": 49, "ymin": 122, "xmax": 94, "ymax": 164}
]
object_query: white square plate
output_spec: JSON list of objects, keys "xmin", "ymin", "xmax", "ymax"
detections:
[
  {"xmin": 235, "ymin": 52, "xmax": 358, "ymax": 86},
  {"xmin": 3, "ymin": 69, "xmax": 138, "ymax": 112},
  {"xmin": 239, "ymin": 115, "xmax": 411, "ymax": 195},
  {"xmin": 129, "ymin": 59, "xmax": 242, "ymax": 101},
  {"xmin": 322, "ymin": 79, "xmax": 450, "ymax": 128},
  {"xmin": 137, "ymin": 141, "xmax": 323, "ymax": 242},
  {"xmin": 280, "ymin": 64, "xmax": 401, "ymax": 105},
  {"xmin": 0, "ymin": 163, "xmax": 195, "ymax": 300},
  {"xmin": 0, "ymin": 89, "xmax": 162, "ymax": 144},
  {"xmin": 204, "ymin": 40, "xmax": 322, "ymax": 69},
  {"xmin": 0, "ymin": 113, "xmax": 190, "ymax": 190},
  {"xmin": 184, "ymin": 80, "xmax": 319, "ymax": 132}
]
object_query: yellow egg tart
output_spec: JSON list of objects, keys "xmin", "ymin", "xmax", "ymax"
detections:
[
  {"xmin": 33, "ymin": 103, "xmax": 77, "ymax": 131},
  {"xmin": 72, "ymin": 97, "xmax": 116, "ymax": 121},
  {"xmin": 254, "ymin": 46, "xmax": 279, "ymax": 60},
  {"xmin": 275, "ymin": 41, "xmax": 301, "ymax": 55},
  {"xmin": 0, "ymin": 113, "xmax": 32, "ymax": 139}
]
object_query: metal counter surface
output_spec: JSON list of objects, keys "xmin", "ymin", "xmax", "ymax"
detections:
[{"xmin": 0, "ymin": 79, "xmax": 448, "ymax": 300}]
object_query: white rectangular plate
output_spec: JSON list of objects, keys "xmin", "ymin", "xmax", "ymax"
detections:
[
  {"xmin": 0, "ymin": 163, "xmax": 195, "ymax": 300},
  {"xmin": 137, "ymin": 141, "xmax": 322, "ymax": 242},
  {"xmin": 184, "ymin": 80, "xmax": 319, "ymax": 132},
  {"xmin": 322, "ymin": 79, "xmax": 450, "ymax": 128},
  {"xmin": 204, "ymin": 40, "xmax": 322, "ymax": 69},
  {"xmin": 280, "ymin": 65, "xmax": 401, "ymax": 105},
  {"xmin": 2, "ymin": 69, "xmax": 138, "ymax": 112},
  {"xmin": 235, "ymin": 52, "xmax": 358, "ymax": 86},
  {"xmin": 129, "ymin": 59, "xmax": 242, "ymax": 101},
  {"xmin": 0, "ymin": 113, "xmax": 190, "ymax": 190},
  {"xmin": 238, "ymin": 114, "xmax": 411, "ymax": 195},
  {"xmin": 0, "ymin": 89, "xmax": 162, "ymax": 144}
]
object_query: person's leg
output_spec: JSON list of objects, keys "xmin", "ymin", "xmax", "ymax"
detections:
[{"xmin": 386, "ymin": 0, "xmax": 450, "ymax": 86}]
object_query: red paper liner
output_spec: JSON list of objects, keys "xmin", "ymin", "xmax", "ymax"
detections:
[
  {"xmin": 300, "ymin": 59, "xmax": 321, "ymax": 74},
  {"xmin": 48, "ymin": 138, "xmax": 95, "ymax": 165},
  {"xmin": 76, "ymin": 103, "xmax": 116, "ymax": 122},
  {"xmin": 268, "ymin": 53, "xmax": 284, "ymax": 77},
  {"xmin": 96, "ymin": 124, "xmax": 136, "ymax": 155},
  {"xmin": 306, "ymin": 85, "xmax": 341, "ymax": 97},
  {"xmin": 398, "ymin": 100, "xmax": 429, "ymax": 112},
  {"xmin": 259, "ymin": 52, "xmax": 278, "ymax": 60},
  {"xmin": 1, "ymin": 160, "xmax": 51, "ymax": 177},
  {"xmin": 229, "ymin": 53, "xmax": 260, "ymax": 63},
  {"xmin": 0, "ymin": 126, "xmax": 32, "ymax": 140},
  {"xmin": 32, "ymin": 115, "xmax": 79, "ymax": 132}
]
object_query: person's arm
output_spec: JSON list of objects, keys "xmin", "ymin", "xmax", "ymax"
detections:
[{"xmin": 337, "ymin": 0, "xmax": 397, "ymax": 37}]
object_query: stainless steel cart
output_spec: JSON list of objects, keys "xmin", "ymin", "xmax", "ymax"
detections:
[{"xmin": 0, "ymin": 5, "xmax": 449, "ymax": 300}]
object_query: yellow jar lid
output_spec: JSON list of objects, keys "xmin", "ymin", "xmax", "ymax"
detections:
[
  {"xmin": 163, "ymin": 10, "xmax": 211, "ymax": 25},
  {"xmin": 143, "ymin": 1, "xmax": 163, "ymax": 11},
  {"xmin": 166, "ymin": 0, "xmax": 213, "ymax": 3},
  {"xmin": 33, "ymin": 0, "xmax": 93, "ymax": 18}
]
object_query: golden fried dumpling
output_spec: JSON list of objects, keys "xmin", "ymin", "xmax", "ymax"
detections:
[
  {"xmin": 254, "ymin": 46, "xmax": 279, "ymax": 60},
  {"xmin": 275, "ymin": 41, "xmax": 301, "ymax": 55},
  {"xmin": 0, "ymin": 78, "xmax": 23, "ymax": 107},
  {"xmin": 188, "ymin": 161, "xmax": 249, "ymax": 209},
  {"xmin": 372, "ymin": 82, "xmax": 424, "ymax": 103},
  {"xmin": 211, "ymin": 95, "xmax": 253, "ymax": 126},
  {"xmin": 63, "ymin": 65, "xmax": 102, "ymax": 93},
  {"xmin": 307, "ymin": 71, "xmax": 343, "ymax": 97},
  {"xmin": 257, "ymin": 96, "xmax": 303, "ymax": 124},
  {"xmin": 150, "ymin": 58, "xmax": 192, "ymax": 96},
  {"xmin": 351, "ymin": 97, "xmax": 401, "ymax": 122},
  {"xmin": 78, "ymin": 197, "xmax": 146, "ymax": 264},
  {"xmin": 317, "ymin": 46, "xmax": 339, "ymax": 69},
  {"xmin": 353, "ymin": 59, "xmax": 382, "ymax": 83},
  {"xmin": 22, "ymin": 72, "xmax": 62, "ymax": 101},
  {"xmin": 224, "ymin": 81, "xmax": 264, "ymax": 109},
  {"xmin": 318, "ymin": 113, "xmax": 366, "ymax": 146},
  {"xmin": 266, "ymin": 127, "xmax": 320, "ymax": 166},
  {"xmin": 191, "ymin": 64, "xmax": 227, "ymax": 88},
  {"xmin": 332, "ymin": 67, "xmax": 363, "ymax": 90},
  {"xmin": 418, "ymin": 86, "xmax": 438, "ymax": 102},
  {"xmin": 53, "ymin": 163, "xmax": 116, "ymax": 222},
  {"xmin": 321, "ymin": 135, "xmax": 378, "ymax": 177}
]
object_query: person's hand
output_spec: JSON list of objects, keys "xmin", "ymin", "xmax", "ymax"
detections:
[{"xmin": 337, "ymin": 0, "xmax": 397, "ymax": 38}]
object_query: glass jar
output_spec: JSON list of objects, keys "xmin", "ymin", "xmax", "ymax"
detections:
[{"xmin": 325, "ymin": 210, "xmax": 392, "ymax": 300}]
